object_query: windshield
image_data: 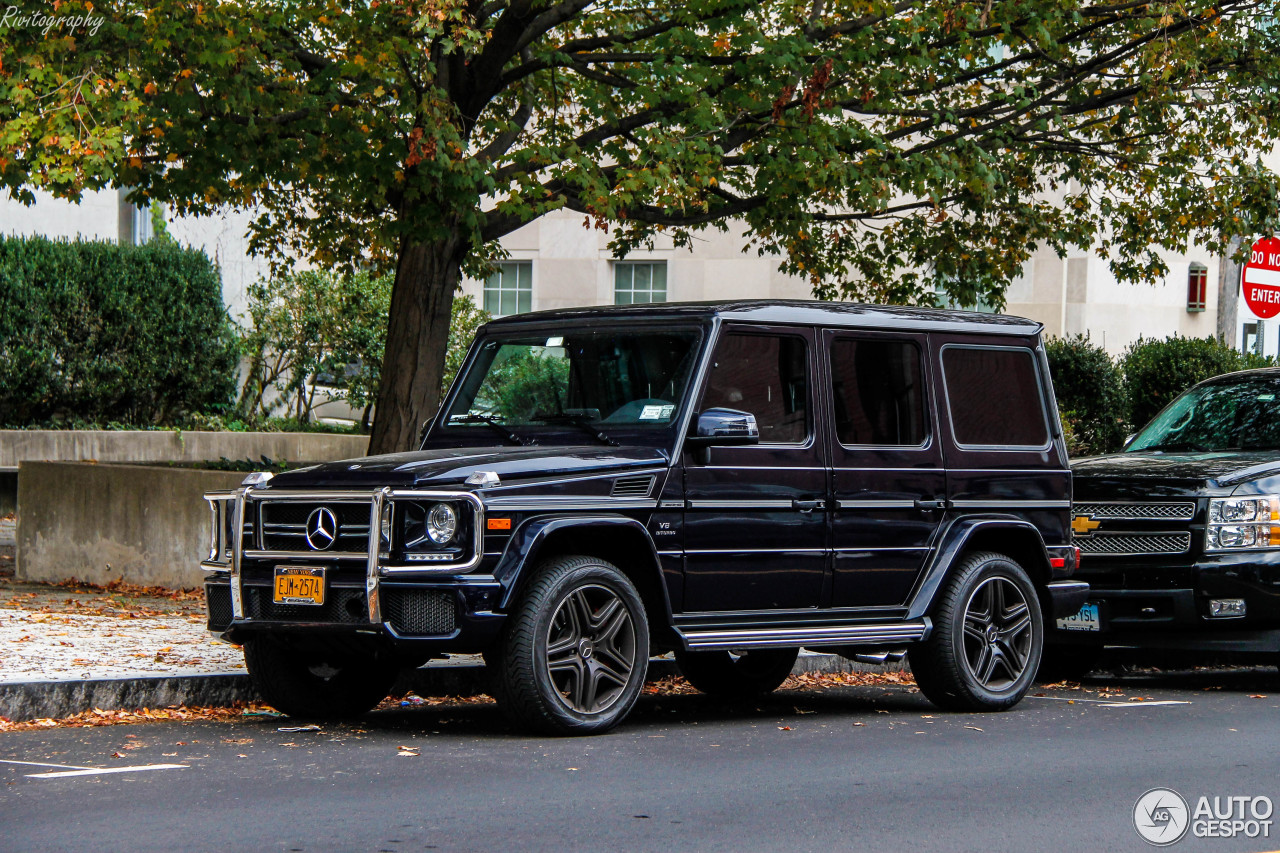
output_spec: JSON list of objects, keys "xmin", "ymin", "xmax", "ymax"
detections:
[
  {"xmin": 1128, "ymin": 375, "xmax": 1280, "ymax": 453},
  {"xmin": 440, "ymin": 327, "xmax": 702, "ymax": 444}
]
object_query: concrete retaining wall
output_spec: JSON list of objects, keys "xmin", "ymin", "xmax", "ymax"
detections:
[
  {"xmin": 0, "ymin": 429, "xmax": 369, "ymax": 471},
  {"xmin": 17, "ymin": 462, "xmax": 245, "ymax": 589}
]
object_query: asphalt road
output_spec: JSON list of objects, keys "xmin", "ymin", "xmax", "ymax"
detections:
[{"xmin": 3, "ymin": 668, "xmax": 1279, "ymax": 853}]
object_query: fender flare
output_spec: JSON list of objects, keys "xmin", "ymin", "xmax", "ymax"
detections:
[
  {"xmin": 491, "ymin": 514, "xmax": 673, "ymax": 619},
  {"xmin": 905, "ymin": 516, "xmax": 1053, "ymax": 621}
]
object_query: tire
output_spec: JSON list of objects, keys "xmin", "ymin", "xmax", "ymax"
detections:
[
  {"xmin": 908, "ymin": 551, "xmax": 1044, "ymax": 712},
  {"xmin": 1036, "ymin": 643, "xmax": 1103, "ymax": 683},
  {"xmin": 491, "ymin": 555, "xmax": 649, "ymax": 735},
  {"xmin": 243, "ymin": 637, "xmax": 397, "ymax": 720},
  {"xmin": 675, "ymin": 647, "xmax": 799, "ymax": 699}
]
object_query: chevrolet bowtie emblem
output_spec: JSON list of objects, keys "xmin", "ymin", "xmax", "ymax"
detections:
[{"xmin": 1071, "ymin": 515, "xmax": 1101, "ymax": 535}]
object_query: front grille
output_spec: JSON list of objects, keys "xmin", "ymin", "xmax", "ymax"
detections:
[
  {"xmin": 1077, "ymin": 532, "xmax": 1192, "ymax": 556},
  {"xmin": 612, "ymin": 475, "xmax": 656, "ymax": 498},
  {"xmin": 258, "ymin": 501, "xmax": 371, "ymax": 553},
  {"xmin": 383, "ymin": 590, "xmax": 456, "ymax": 635},
  {"xmin": 242, "ymin": 586, "xmax": 368, "ymax": 623},
  {"xmin": 206, "ymin": 584, "xmax": 233, "ymax": 631},
  {"xmin": 1073, "ymin": 502, "xmax": 1196, "ymax": 521}
]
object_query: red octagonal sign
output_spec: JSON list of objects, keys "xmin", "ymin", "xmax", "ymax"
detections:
[{"xmin": 1244, "ymin": 237, "xmax": 1280, "ymax": 319}]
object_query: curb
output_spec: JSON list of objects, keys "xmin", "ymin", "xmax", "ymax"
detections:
[{"xmin": 1, "ymin": 651, "xmax": 909, "ymax": 723}]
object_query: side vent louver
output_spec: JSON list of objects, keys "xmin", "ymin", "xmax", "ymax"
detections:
[{"xmin": 611, "ymin": 475, "xmax": 656, "ymax": 499}]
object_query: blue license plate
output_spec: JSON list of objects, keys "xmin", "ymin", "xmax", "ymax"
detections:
[{"xmin": 1055, "ymin": 602, "xmax": 1100, "ymax": 632}]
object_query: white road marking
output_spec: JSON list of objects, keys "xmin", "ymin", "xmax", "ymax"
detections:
[
  {"xmin": 26, "ymin": 764, "xmax": 188, "ymax": 779},
  {"xmin": 0, "ymin": 759, "xmax": 96, "ymax": 771},
  {"xmin": 1028, "ymin": 696, "xmax": 1190, "ymax": 707}
]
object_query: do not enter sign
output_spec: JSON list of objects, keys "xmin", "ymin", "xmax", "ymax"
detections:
[{"xmin": 1244, "ymin": 237, "xmax": 1280, "ymax": 319}]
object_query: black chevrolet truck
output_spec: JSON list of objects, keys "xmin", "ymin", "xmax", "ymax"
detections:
[
  {"xmin": 1059, "ymin": 368, "xmax": 1280, "ymax": 671},
  {"xmin": 202, "ymin": 300, "xmax": 1086, "ymax": 734}
]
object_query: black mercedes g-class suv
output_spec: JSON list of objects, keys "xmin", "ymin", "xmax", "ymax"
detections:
[
  {"xmin": 1060, "ymin": 368, "xmax": 1280, "ymax": 670},
  {"xmin": 202, "ymin": 300, "xmax": 1086, "ymax": 734}
]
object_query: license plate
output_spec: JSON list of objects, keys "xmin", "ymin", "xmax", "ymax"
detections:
[
  {"xmin": 273, "ymin": 566, "xmax": 326, "ymax": 606},
  {"xmin": 1056, "ymin": 602, "xmax": 1100, "ymax": 632}
]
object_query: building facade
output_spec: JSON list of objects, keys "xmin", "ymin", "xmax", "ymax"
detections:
[{"xmin": 0, "ymin": 190, "xmax": 1259, "ymax": 358}]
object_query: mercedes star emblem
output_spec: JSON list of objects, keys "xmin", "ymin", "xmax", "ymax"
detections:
[{"xmin": 305, "ymin": 507, "xmax": 339, "ymax": 550}]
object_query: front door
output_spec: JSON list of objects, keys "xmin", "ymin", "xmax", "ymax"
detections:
[
  {"xmin": 823, "ymin": 330, "xmax": 947, "ymax": 609},
  {"xmin": 682, "ymin": 324, "xmax": 829, "ymax": 613}
]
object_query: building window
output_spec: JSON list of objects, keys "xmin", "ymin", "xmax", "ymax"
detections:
[
  {"xmin": 1187, "ymin": 263, "xmax": 1208, "ymax": 313},
  {"xmin": 1244, "ymin": 321, "xmax": 1266, "ymax": 356},
  {"xmin": 483, "ymin": 261, "xmax": 532, "ymax": 317},
  {"xmin": 614, "ymin": 261, "xmax": 667, "ymax": 305}
]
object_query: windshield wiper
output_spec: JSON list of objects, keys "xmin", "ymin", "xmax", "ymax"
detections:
[
  {"xmin": 1138, "ymin": 441, "xmax": 1211, "ymax": 453},
  {"xmin": 531, "ymin": 412, "xmax": 619, "ymax": 447},
  {"xmin": 448, "ymin": 414, "xmax": 533, "ymax": 446}
]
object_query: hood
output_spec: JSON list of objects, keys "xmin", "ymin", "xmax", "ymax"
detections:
[
  {"xmin": 262, "ymin": 445, "xmax": 669, "ymax": 490},
  {"xmin": 1072, "ymin": 451, "xmax": 1280, "ymax": 498}
]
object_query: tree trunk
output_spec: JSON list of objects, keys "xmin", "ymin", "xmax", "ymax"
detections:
[
  {"xmin": 367, "ymin": 234, "xmax": 466, "ymax": 455},
  {"xmin": 1217, "ymin": 234, "xmax": 1243, "ymax": 349}
]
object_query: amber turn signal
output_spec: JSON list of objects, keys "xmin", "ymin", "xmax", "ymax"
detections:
[{"xmin": 487, "ymin": 517, "xmax": 512, "ymax": 530}]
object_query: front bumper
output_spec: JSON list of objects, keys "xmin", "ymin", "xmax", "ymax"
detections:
[
  {"xmin": 202, "ymin": 485, "xmax": 505, "ymax": 651},
  {"xmin": 1051, "ymin": 550, "xmax": 1280, "ymax": 652}
]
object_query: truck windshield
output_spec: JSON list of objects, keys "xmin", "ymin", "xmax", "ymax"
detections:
[
  {"xmin": 440, "ymin": 328, "xmax": 701, "ymax": 442},
  {"xmin": 1128, "ymin": 375, "xmax": 1280, "ymax": 453}
]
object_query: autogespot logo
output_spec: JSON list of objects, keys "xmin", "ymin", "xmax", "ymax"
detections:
[
  {"xmin": 1133, "ymin": 789, "xmax": 1275, "ymax": 845},
  {"xmin": 1134, "ymin": 788, "xmax": 1190, "ymax": 846}
]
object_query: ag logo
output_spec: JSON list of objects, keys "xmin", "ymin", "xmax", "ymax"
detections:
[
  {"xmin": 1134, "ymin": 788, "xmax": 1190, "ymax": 846},
  {"xmin": 1072, "ymin": 514, "xmax": 1101, "ymax": 536}
]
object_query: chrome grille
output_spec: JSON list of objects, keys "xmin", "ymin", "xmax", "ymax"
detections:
[
  {"xmin": 1077, "ymin": 532, "xmax": 1192, "ymax": 556},
  {"xmin": 258, "ymin": 501, "xmax": 371, "ymax": 552},
  {"xmin": 611, "ymin": 475, "xmax": 656, "ymax": 498},
  {"xmin": 1073, "ymin": 502, "xmax": 1196, "ymax": 521},
  {"xmin": 383, "ymin": 590, "xmax": 456, "ymax": 635}
]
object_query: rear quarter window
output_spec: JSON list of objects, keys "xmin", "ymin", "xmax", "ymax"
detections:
[{"xmin": 942, "ymin": 345, "xmax": 1049, "ymax": 448}]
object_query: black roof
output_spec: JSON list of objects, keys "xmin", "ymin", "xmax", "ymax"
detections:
[{"xmin": 483, "ymin": 299, "xmax": 1042, "ymax": 336}]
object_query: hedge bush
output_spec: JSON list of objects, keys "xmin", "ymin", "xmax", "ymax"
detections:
[
  {"xmin": 1121, "ymin": 335, "xmax": 1273, "ymax": 429},
  {"xmin": 1045, "ymin": 335, "xmax": 1128, "ymax": 456},
  {"xmin": 0, "ymin": 235, "xmax": 238, "ymax": 427}
]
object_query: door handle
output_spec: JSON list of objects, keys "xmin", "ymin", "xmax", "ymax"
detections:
[
  {"xmin": 792, "ymin": 499, "xmax": 824, "ymax": 513},
  {"xmin": 914, "ymin": 499, "xmax": 948, "ymax": 511}
]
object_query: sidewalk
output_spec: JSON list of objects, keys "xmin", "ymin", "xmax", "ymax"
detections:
[{"xmin": 0, "ymin": 569, "xmax": 904, "ymax": 723}]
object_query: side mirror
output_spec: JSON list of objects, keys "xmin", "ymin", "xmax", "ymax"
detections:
[{"xmin": 686, "ymin": 408, "xmax": 759, "ymax": 447}]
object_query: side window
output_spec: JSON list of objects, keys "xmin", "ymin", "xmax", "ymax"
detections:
[
  {"xmin": 942, "ymin": 346, "xmax": 1048, "ymax": 447},
  {"xmin": 702, "ymin": 333, "xmax": 808, "ymax": 443},
  {"xmin": 831, "ymin": 339, "xmax": 926, "ymax": 446}
]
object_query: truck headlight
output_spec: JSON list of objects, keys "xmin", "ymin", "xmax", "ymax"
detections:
[
  {"xmin": 1206, "ymin": 496, "xmax": 1280, "ymax": 550},
  {"xmin": 401, "ymin": 501, "xmax": 461, "ymax": 549},
  {"xmin": 426, "ymin": 502, "xmax": 458, "ymax": 544}
]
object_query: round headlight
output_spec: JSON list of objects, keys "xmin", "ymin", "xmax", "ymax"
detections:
[{"xmin": 427, "ymin": 502, "xmax": 458, "ymax": 544}]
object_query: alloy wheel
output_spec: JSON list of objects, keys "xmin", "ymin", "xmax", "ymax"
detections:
[
  {"xmin": 543, "ymin": 583, "xmax": 638, "ymax": 714},
  {"xmin": 960, "ymin": 576, "xmax": 1034, "ymax": 691}
]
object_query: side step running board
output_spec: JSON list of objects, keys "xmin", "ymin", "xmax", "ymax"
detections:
[{"xmin": 678, "ymin": 620, "xmax": 930, "ymax": 651}]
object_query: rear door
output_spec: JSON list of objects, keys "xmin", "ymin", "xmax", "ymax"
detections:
[
  {"xmin": 823, "ymin": 329, "xmax": 947, "ymax": 608},
  {"xmin": 931, "ymin": 336, "xmax": 1071, "ymax": 538}
]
